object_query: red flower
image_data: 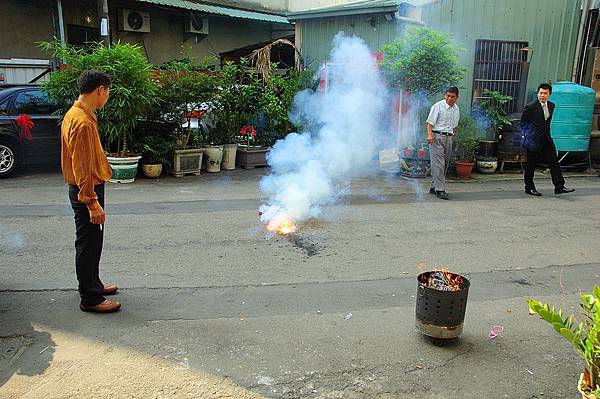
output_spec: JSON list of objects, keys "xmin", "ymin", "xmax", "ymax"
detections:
[
  {"xmin": 240, "ymin": 125, "xmax": 256, "ymax": 137},
  {"xmin": 15, "ymin": 114, "xmax": 34, "ymax": 141}
]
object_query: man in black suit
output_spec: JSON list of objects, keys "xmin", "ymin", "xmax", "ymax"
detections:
[{"xmin": 520, "ymin": 83, "xmax": 575, "ymax": 196}]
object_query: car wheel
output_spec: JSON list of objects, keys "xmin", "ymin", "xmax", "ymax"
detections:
[{"xmin": 0, "ymin": 139, "xmax": 19, "ymax": 178}]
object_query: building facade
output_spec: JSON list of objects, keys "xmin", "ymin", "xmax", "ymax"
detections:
[
  {"xmin": 290, "ymin": 0, "xmax": 587, "ymax": 112},
  {"xmin": 0, "ymin": 0, "xmax": 293, "ymax": 82}
]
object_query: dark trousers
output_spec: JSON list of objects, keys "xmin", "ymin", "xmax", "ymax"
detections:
[
  {"xmin": 524, "ymin": 140, "xmax": 565, "ymax": 191},
  {"xmin": 68, "ymin": 184, "xmax": 106, "ymax": 306}
]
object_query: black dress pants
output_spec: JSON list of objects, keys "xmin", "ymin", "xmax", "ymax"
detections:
[
  {"xmin": 68, "ymin": 184, "xmax": 106, "ymax": 306},
  {"xmin": 524, "ymin": 140, "xmax": 565, "ymax": 191}
]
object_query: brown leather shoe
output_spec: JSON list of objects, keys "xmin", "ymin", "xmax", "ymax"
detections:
[
  {"xmin": 80, "ymin": 299, "xmax": 121, "ymax": 313},
  {"xmin": 102, "ymin": 284, "xmax": 118, "ymax": 295}
]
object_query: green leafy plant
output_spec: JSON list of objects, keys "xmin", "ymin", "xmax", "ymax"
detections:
[
  {"xmin": 39, "ymin": 40, "xmax": 158, "ymax": 155},
  {"xmin": 259, "ymin": 63, "xmax": 315, "ymax": 146},
  {"xmin": 154, "ymin": 61, "xmax": 216, "ymax": 149},
  {"xmin": 381, "ymin": 27, "xmax": 466, "ymax": 152},
  {"xmin": 381, "ymin": 27, "xmax": 466, "ymax": 96},
  {"xmin": 132, "ymin": 134, "xmax": 174, "ymax": 166},
  {"xmin": 475, "ymin": 89, "xmax": 513, "ymax": 140},
  {"xmin": 528, "ymin": 287, "xmax": 600, "ymax": 398},
  {"xmin": 211, "ymin": 60, "xmax": 262, "ymax": 145},
  {"xmin": 454, "ymin": 115, "xmax": 480, "ymax": 162}
]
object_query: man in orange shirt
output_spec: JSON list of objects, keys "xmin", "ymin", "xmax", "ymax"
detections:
[{"xmin": 62, "ymin": 70, "xmax": 120, "ymax": 313}]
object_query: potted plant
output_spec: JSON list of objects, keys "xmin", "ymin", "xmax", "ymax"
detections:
[
  {"xmin": 417, "ymin": 144, "xmax": 428, "ymax": 160},
  {"xmin": 453, "ymin": 115, "xmax": 479, "ymax": 179},
  {"xmin": 381, "ymin": 27, "xmax": 466, "ymax": 166},
  {"xmin": 155, "ymin": 60, "xmax": 216, "ymax": 177},
  {"xmin": 132, "ymin": 134, "xmax": 173, "ymax": 178},
  {"xmin": 209, "ymin": 60, "xmax": 262, "ymax": 171},
  {"xmin": 236, "ymin": 124, "xmax": 268, "ymax": 169},
  {"xmin": 528, "ymin": 286, "xmax": 600, "ymax": 399},
  {"xmin": 473, "ymin": 89, "xmax": 512, "ymax": 174},
  {"xmin": 258, "ymin": 63, "xmax": 314, "ymax": 148},
  {"xmin": 40, "ymin": 41, "xmax": 158, "ymax": 183}
]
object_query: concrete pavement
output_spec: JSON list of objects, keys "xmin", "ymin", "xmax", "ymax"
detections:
[{"xmin": 1, "ymin": 166, "xmax": 599, "ymax": 398}]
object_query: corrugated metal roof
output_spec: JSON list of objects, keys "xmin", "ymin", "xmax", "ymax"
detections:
[
  {"xmin": 287, "ymin": 0, "xmax": 404, "ymax": 20},
  {"xmin": 136, "ymin": 0, "xmax": 290, "ymax": 24}
]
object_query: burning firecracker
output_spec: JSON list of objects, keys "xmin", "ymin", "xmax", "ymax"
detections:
[{"xmin": 264, "ymin": 213, "xmax": 297, "ymax": 236}]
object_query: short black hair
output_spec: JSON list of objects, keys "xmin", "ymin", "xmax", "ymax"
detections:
[
  {"xmin": 446, "ymin": 86, "xmax": 459, "ymax": 96},
  {"xmin": 537, "ymin": 83, "xmax": 552, "ymax": 94},
  {"xmin": 78, "ymin": 70, "xmax": 112, "ymax": 94}
]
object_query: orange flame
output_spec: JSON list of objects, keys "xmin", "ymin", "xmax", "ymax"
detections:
[
  {"xmin": 418, "ymin": 264, "xmax": 464, "ymax": 291},
  {"xmin": 267, "ymin": 214, "xmax": 297, "ymax": 236}
]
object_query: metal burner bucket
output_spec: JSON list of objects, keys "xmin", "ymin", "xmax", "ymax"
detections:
[{"xmin": 415, "ymin": 271, "xmax": 470, "ymax": 339}]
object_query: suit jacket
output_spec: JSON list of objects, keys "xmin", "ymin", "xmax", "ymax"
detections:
[{"xmin": 520, "ymin": 100, "xmax": 555, "ymax": 151}]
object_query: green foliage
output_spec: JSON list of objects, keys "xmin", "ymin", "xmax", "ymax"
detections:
[
  {"xmin": 381, "ymin": 27, "xmax": 466, "ymax": 96},
  {"xmin": 39, "ymin": 40, "xmax": 158, "ymax": 154},
  {"xmin": 210, "ymin": 60, "xmax": 262, "ymax": 145},
  {"xmin": 454, "ymin": 115, "xmax": 480, "ymax": 161},
  {"xmin": 259, "ymin": 64, "xmax": 315, "ymax": 146},
  {"xmin": 528, "ymin": 286, "xmax": 600, "ymax": 395},
  {"xmin": 131, "ymin": 134, "xmax": 174, "ymax": 166},
  {"xmin": 208, "ymin": 61, "xmax": 313, "ymax": 147},
  {"xmin": 154, "ymin": 61, "xmax": 217, "ymax": 149},
  {"xmin": 475, "ymin": 89, "xmax": 513, "ymax": 139}
]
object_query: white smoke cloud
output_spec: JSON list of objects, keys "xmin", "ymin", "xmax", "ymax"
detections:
[{"xmin": 259, "ymin": 33, "xmax": 391, "ymax": 226}]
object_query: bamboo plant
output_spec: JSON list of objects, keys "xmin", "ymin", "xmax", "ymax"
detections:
[
  {"xmin": 528, "ymin": 286, "xmax": 600, "ymax": 398},
  {"xmin": 39, "ymin": 40, "xmax": 158, "ymax": 155}
]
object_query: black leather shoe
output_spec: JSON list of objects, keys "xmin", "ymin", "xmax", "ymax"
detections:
[
  {"xmin": 555, "ymin": 187, "xmax": 575, "ymax": 194},
  {"xmin": 429, "ymin": 187, "xmax": 436, "ymax": 195},
  {"xmin": 436, "ymin": 191, "xmax": 449, "ymax": 200},
  {"xmin": 525, "ymin": 189, "xmax": 542, "ymax": 196}
]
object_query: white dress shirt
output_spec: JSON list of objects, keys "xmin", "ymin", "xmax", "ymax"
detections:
[{"xmin": 426, "ymin": 99, "xmax": 460, "ymax": 133}]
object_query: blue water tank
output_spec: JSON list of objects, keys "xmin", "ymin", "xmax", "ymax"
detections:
[{"xmin": 550, "ymin": 81, "xmax": 595, "ymax": 151}]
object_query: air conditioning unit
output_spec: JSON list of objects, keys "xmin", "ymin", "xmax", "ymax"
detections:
[
  {"xmin": 119, "ymin": 9, "xmax": 150, "ymax": 33},
  {"xmin": 186, "ymin": 13, "xmax": 208, "ymax": 35}
]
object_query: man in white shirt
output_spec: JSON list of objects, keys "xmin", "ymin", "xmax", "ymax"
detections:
[{"xmin": 426, "ymin": 87, "xmax": 460, "ymax": 200}]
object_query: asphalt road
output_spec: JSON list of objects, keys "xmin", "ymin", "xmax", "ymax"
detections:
[{"xmin": 1, "ymin": 168, "xmax": 599, "ymax": 398}]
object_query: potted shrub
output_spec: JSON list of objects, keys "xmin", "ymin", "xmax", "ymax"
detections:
[
  {"xmin": 155, "ymin": 60, "xmax": 216, "ymax": 177},
  {"xmin": 132, "ymin": 134, "xmax": 173, "ymax": 178},
  {"xmin": 209, "ymin": 60, "xmax": 262, "ymax": 171},
  {"xmin": 454, "ymin": 115, "xmax": 479, "ymax": 179},
  {"xmin": 236, "ymin": 124, "xmax": 268, "ymax": 169},
  {"xmin": 258, "ymin": 63, "xmax": 315, "ymax": 148},
  {"xmin": 528, "ymin": 286, "xmax": 600, "ymax": 399},
  {"xmin": 381, "ymin": 27, "xmax": 466, "ymax": 161},
  {"xmin": 473, "ymin": 89, "xmax": 512, "ymax": 174},
  {"xmin": 417, "ymin": 145, "xmax": 428, "ymax": 160},
  {"xmin": 40, "ymin": 41, "xmax": 158, "ymax": 183}
]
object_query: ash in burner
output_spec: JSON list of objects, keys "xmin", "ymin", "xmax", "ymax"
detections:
[{"xmin": 287, "ymin": 234, "xmax": 321, "ymax": 257}]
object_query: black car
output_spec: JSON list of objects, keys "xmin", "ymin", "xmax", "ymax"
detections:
[
  {"xmin": 0, "ymin": 85, "xmax": 177, "ymax": 178},
  {"xmin": 0, "ymin": 85, "xmax": 62, "ymax": 177}
]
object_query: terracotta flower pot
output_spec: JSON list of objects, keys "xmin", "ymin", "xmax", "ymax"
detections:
[{"xmin": 454, "ymin": 160, "xmax": 474, "ymax": 179}]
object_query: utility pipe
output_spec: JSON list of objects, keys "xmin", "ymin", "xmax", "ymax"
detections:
[
  {"xmin": 573, "ymin": 0, "xmax": 592, "ymax": 83},
  {"xmin": 57, "ymin": 0, "xmax": 65, "ymax": 45}
]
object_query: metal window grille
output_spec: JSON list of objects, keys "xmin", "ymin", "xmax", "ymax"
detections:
[{"xmin": 472, "ymin": 39, "xmax": 529, "ymax": 114}]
